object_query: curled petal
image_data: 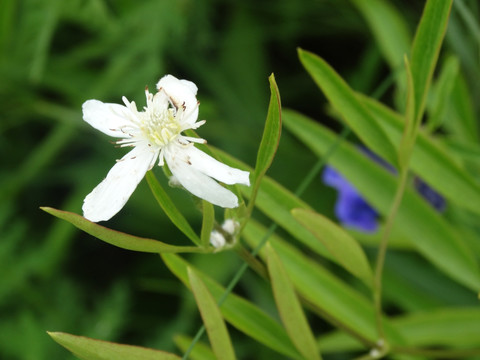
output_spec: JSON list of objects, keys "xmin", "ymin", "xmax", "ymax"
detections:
[
  {"xmin": 156, "ymin": 75, "xmax": 198, "ymax": 126},
  {"xmin": 82, "ymin": 100, "xmax": 136, "ymax": 138},
  {"xmin": 165, "ymin": 149, "xmax": 239, "ymax": 208},
  {"xmin": 182, "ymin": 145, "xmax": 250, "ymax": 186},
  {"xmin": 83, "ymin": 146, "xmax": 156, "ymax": 222}
]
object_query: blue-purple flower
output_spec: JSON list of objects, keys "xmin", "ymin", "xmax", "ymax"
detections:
[{"xmin": 322, "ymin": 149, "xmax": 446, "ymax": 233}]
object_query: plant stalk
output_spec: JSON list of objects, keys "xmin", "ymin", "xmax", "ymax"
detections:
[{"xmin": 373, "ymin": 166, "xmax": 409, "ymax": 341}]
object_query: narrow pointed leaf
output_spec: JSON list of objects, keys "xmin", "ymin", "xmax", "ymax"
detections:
[
  {"xmin": 214, "ymin": 149, "xmax": 331, "ymax": 260},
  {"xmin": 250, "ymin": 73, "xmax": 282, "ymax": 206},
  {"xmin": 447, "ymin": 73, "xmax": 478, "ymax": 142},
  {"xmin": 48, "ymin": 332, "xmax": 180, "ymax": 360},
  {"xmin": 162, "ymin": 253, "xmax": 303, "ymax": 359},
  {"xmin": 320, "ymin": 307, "xmax": 480, "ymax": 353},
  {"xmin": 266, "ymin": 244, "xmax": 322, "ymax": 360},
  {"xmin": 398, "ymin": 56, "xmax": 416, "ymax": 167},
  {"xmin": 298, "ymin": 48, "xmax": 397, "ymax": 167},
  {"xmin": 188, "ymin": 268, "xmax": 236, "ymax": 360},
  {"xmin": 146, "ymin": 171, "xmax": 200, "ymax": 245},
  {"xmin": 350, "ymin": 0, "xmax": 411, "ymax": 70},
  {"xmin": 291, "ymin": 209, "xmax": 373, "ymax": 287},
  {"xmin": 243, "ymin": 220, "xmax": 406, "ymax": 346},
  {"xmin": 427, "ymin": 55, "xmax": 459, "ymax": 132},
  {"xmin": 359, "ymin": 94, "xmax": 480, "ymax": 216},
  {"xmin": 410, "ymin": 0, "xmax": 453, "ymax": 122},
  {"xmin": 283, "ymin": 109, "xmax": 480, "ymax": 291},
  {"xmin": 393, "ymin": 307, "xmax": 480, "ymax": 347},
  {"xmin": 41, "ymin": 207, "xmax": 204, "ymax": 254},
  {"xmin": 200, "ymin": 200, "xmax": 215, "ymax": 248}
]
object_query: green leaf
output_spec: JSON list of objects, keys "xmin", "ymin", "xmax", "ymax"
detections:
[
  {"xmin": 291, "ymin": 209, "xmax": 373, "ymax": 287},
  {"xmin": 320, "ymin": 307, "xmax": 480, "ymax": 353},
  {"xmin": 161, "ymin": 253, "xmax": 303, "ymax": 359},
  {"xmin": 188, "ymin": 267, "xmax": 236, "ymax": 360},
  {"xmin": 41, "ymin": 207, "xmax": 205, "ymax": 254},
  {"xmin": 48, "ymin": 332, "xmax": 180, "ymax": 360},
  {"xmin": 298, "ymin": 48, "xmax": 398, "ymax": 167},
  {"xmin": 394, "ymin": 307, "xmax": 480, "ymax": 347},
  {"xmin": 214, "ymin": 149, "xmax": 332, "ymax": 260},
  {"xmin": 410, "ymin": 0, "xmax": 453, "ymax": 123},
  {"xmin": 266, "ymin": 244, "xmax": 322, "ymax": 360},
  {"xmin": 249, "ymin": 73, "xmax": 282, "ymax": 209},
  {"xmin": 445, "ymin": 71, "xmax": 478, "ymax": 142},
  {"xmin": 398, "ymin": 55, "xmax": 416, "ymax": 167},
  {"xmin": 283, "ymin": 109, "xmax": 480, "ymax": 291},
  {"xmin": 243, "ymin": 219, "xmax": 406, "ymax": 346},
  {"xmin": 146, "ymin": 171, "xmax": 201, "ymax": 246},
  {"xmin": 174, "ymin": 335, "xmax": 215, "ymax": 360},
  {"xmin": 427, "ymin": 55, "xmax": 459, "ymax": 132},
  {"xmin": 350, "ymin": 0, "xmax": 411, "ymax": 70},
  {"xmin": 359, "ymin": 94, "xmax": 480, "ymax": 216},
  {"xmin": 200, "ymin": 201, "xmax": 215, "ymax": 248}
]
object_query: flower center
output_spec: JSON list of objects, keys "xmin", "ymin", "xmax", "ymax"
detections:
[{"xmin": 141, "ymin": 106, "xmax": 182, "ymax": 148}]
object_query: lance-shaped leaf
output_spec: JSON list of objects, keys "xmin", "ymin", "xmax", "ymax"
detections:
[
  {"xmin": 41, "ymin": 207, "xmax": 205, "ymax": 254},
  {"xmin": 266, "ymin": 244, "xmax": 322, "ymax": 360},
  {"xmin": 398, "ymin": 56, "xmax": 416, "ymax": 168},
  {"xmin": 350, "ymin": 0, "xmax": 410, "ymax": 72},
  {"xmin": 393, "ymin": 307, "xmax": 480, "ymax": 348},
  {"xmin": 243, "ymin": 220, "xmax": 406, "ymax": 347},
  {"xmin": 48, "ymin": 332, "xmax": 180, "ymax": 360},
  {"xmin": 298, "ymin": 48, "xmax": 397, "ymax": 167},
  {"xmin": 320, "ymin": 307, "xmax": 480, "ymax": 354},
  {"xmin": 188, "ymin": 268, "xmax": 236, "ymax": 360},
  {"xmin": 410, "ymin": 0, "xmax": 453, "ymax": 123},
  {"xmin": 283, "ymin": 109, "xmax": 480, "ymax": 291},
  {"xmin": 427, "ymin": 55, "xmax": 459, "ymax": 132},
  {"xmin": 291, "ymin": 209, "xmax": 373, "ymax": 287},
  {"xmin": 447, "ymin": 73, "xmax": 478, "ymax": 142},
  {"xmin": 214, "ymin": 149, "xmax": 331, "ymax": 260},
  {"xmin": 359, "ymin": 94, "xmax": 480, "ymax": 216},
  {"xmin": 146, "ymin": 171, "xmax": 200, "ymax": 245},
  {"xmin": 162, "ymin": 253, "xmax": 303, "ymax": 359},
  {"xmin": 249, "ymin": 73, "xmax": 282, "ymax": 209}
]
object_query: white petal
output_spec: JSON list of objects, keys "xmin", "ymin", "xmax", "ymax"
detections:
[
  {"xmin": 156, "ymin": 75, "xmax": 199, "ymax": 126},
  {"xmin": 182, "ymin": 145, "xmax": 250, "ymax": 186},
  {"xmin": 165, "ymin": 148, "xmax": 239, "ymax": 208},
  {"xmin": 82, "ymin": 146, "xmax": 156, "ymax": 222},
  {"xmin": 82, "ymin": 100, "xmax": 136, "ymax": 138},
  {"xmin": 180, "ymin": 79, "xmax": 198, "ymax": 95}
]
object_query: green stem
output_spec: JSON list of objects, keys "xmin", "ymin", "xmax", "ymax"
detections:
[{"xmin": 373, "ymin": 166, "xmax": 409, "ymax": 341}]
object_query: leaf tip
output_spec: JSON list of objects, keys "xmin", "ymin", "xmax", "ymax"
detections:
[
  {"xmin": 47, "ymin": 331, "xmax": 60, "ymax": 340},
  {"xmin": 40, "ymin": 206, "xmax": 56, "ymax": 215}
]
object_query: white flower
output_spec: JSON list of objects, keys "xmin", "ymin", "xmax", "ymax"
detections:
[{"xmin": 82, "ymin": 75, "xmax": 250, "ymax": 222}]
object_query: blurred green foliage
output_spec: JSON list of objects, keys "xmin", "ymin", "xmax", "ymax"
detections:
[{"xmin": 1, "ymin": 0, "xmax": 479, "ymax": 359}]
